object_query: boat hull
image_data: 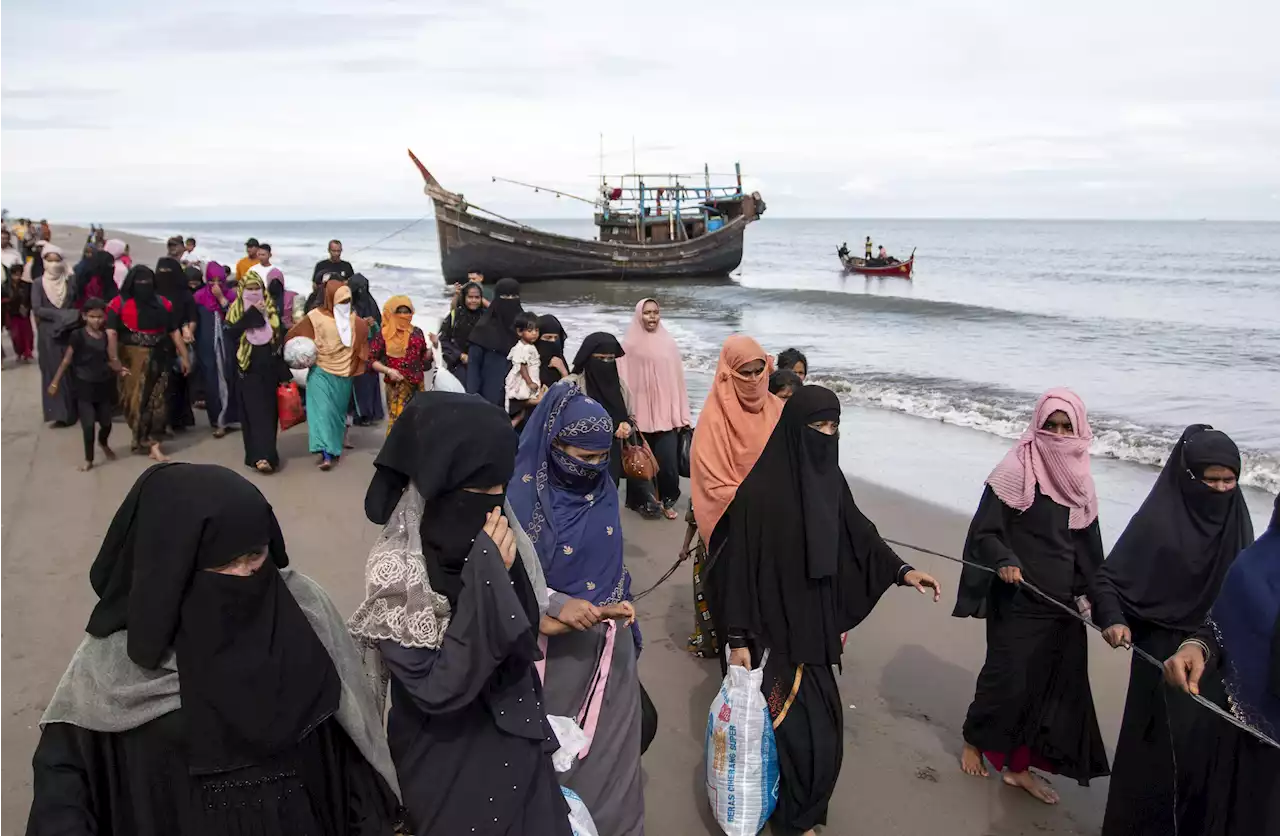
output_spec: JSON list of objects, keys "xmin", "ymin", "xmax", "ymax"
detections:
[
  {"xmin": 839, "ymin": 254, "xmax": 914, "ymax": 278},
  {"xmin": 433, "ymin": 203, "xmax": 748, "ymax": 283}
]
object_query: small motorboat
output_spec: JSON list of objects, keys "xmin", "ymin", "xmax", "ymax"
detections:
[{"xmin": 838, "ymin": 247, "xmax": 915, "ymax": 278}]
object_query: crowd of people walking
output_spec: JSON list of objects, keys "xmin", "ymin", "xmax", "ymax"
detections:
[{"xmin": 10, "ymin": 222, "xmax": 1277, "ymax": 836}]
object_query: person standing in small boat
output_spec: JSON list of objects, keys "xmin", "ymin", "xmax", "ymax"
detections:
[
  {"xmin": 953, "ymin": 389, "xmax": 1110, "ymax": 804},
  {"xmin": 864, "ymin": 236, "xmax": 873, "ymax": 261}
]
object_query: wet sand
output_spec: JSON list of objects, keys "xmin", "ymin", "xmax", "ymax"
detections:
[{"xmin": 3, "ymin": 228, "xmax": 1136, "ymax": 835}]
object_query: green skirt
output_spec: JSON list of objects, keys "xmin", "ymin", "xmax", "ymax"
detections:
[{"xmin": 306, "ymin": 367, "xmax": 353, "ymax": 456}]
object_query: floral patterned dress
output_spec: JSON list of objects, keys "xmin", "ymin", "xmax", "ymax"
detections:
[{"xmin": 369, "ymin": 326, "xmax": 430, "ymax": 434}]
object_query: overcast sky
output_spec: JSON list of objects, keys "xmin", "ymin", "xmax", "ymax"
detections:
[{"xmin": 3, "ymin": 0, "xmax": 1278, "ymax": 221}]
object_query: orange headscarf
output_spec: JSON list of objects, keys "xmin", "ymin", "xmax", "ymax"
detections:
[
  {"xmin": 381, "ymin": 295, "xmax": 415, "ymax": 358},
  {"xmin": 690, "ymin": 335, "xmax": 783, "ymax": 540}
]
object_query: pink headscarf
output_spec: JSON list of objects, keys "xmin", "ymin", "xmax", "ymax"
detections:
[
  {"xmin": 987, "ymin": 388, "xmax": 1098, "ymax": 529},
  {"xmin": 193, "ymin": 262, "xmax": 232, "ymax": 316},
  {"xmin": 617, "ymin": 298, "xmax": 692, "ymax": 433},
  {"xmin": 103, "ymin": 239, "xmax": 130, "ymax": 285}
]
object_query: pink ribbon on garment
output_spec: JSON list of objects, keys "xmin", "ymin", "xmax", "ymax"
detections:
[{"xmin": 534, "ymin": 620, "xmax": 617, "ymax": 761}]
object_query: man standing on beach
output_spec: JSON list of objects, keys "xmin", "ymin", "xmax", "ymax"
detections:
[
  {"xmin": 256, "ymin": 243, "xmax": 275, "ymax": 273},
  {"xmin": 166, "ymin": 236, "xmax": 186, "ymax": 261},
  {"xmin": 235, "ymin": 238, "xmax": 260, "ymax": 282},
  {"xmin": 312, "ymin": 239, "xmax": 354, "ymax": 285}
]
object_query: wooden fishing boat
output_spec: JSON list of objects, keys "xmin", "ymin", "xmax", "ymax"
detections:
[
  {"xmin": 838, "ymin": 248, "xmax": 915, "ymax": 278},
  {"xmin": 408, "ymin": 149, "xmax": 766, "ymax": 283}
]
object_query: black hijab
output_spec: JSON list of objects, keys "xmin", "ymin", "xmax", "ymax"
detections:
[
  {"xmin": 536, "ymin": 314, "xmax": 568, "ymax": 386},
  {"xmin": 268, "ymin": 275, "xmax": 287, "ymax": 316},
  {"xmin": 572, "ymin": 332, "xmax": 629, "ymax": 425},
  {"xmin": 155, "ymin": 257, "xmax": 193, "ymax": 320},
  {"xmin": 709, "ymin": 385, "xmax": 908, "ymax": 666},
  {"xmin": 365, "ymin": 391, "xmax": 519, "ymax": 605},
  {"xmin": 1097, "ymin": 424, "xmax": 1255, "ymax": 632},
  {"xmin": 348, "ymin": 273, "xmax": 381, "ymax": 325},
  {"xmin": 84, "ymin": 463, "xmax": 340, "ymax": 774},
  {"xmin": 466, "ymin": 277, "xmax": 523, "ymax": 353},
  {"xmin": 76, "ymin": 249, "xmax": 117, "ymax": 301},
  {"xmin": 118, "ymin": 265, "xmax": 169, "ymax": 332}
]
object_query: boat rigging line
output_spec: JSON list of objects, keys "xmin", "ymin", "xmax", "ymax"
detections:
[{"xmin": 491, "ymin": 176, "xmax": 598, "ymax": 207}]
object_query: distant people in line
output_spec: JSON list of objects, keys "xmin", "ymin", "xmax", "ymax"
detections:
[
  {"xmin": 777, "ymin": 346, "xmax": 808, "ymax": 380},
  {"xmin": 235, "ymin": 237, "xmax": 260, "ymax": 283},
  {"xmin": 618, "ymin": 297, "xmax": 692, "ymax": 520},
  {"xmin": 438, "ymin": 280, "xmax": 485, "ymax": 377},
  {"xmin": 769, "ymin": 369, "xmax": 802, "ymax": 400},
  {"xmin": 509, "ymin": 382, "xmax": 646, "ymax": 836},
  {"xmin": 32, "ymin": 244, "xmax": 81, "ymax": 426},
  {"xmin": 566, "ymin": 332, "xmax": 632, "ymax": 486},
  {"xmin": 352, "ymin": 392, "xmax": 570, "ymax": 836},
  {"xmin": 687, "ymin": 336, "xmax": 783, "ymax": 658},
  {"xmin": 368, "ymin": 295, "xmax": 431, "ymax": 434},
  {"xmin": 106, "ymin": 266, "xmax": 190, "ymax": 462},
  {"xmin": 311, "ymin": 238, "xmax": 354, "ymax": 295},
  {"xmin": 192, "ymin": 262, "xmax": 237, "ymax": 435},
  {"xmin": 3, "ymin": 229, "xmax": 34, "ymax": 362},
  {"xmin": 225, "ymin": 271, "xmax": 289, "ymax": 473},
  {"xmin": 535, "ymin": 314, "xmax": 569, "ymax": 387},
  {"xmin": 464, "ymin": 277, "xmax": 523, "ymax": 408},
  {"xmin": 505, "ymin": 311, "xmax": 542, "ymax": 428},
  {"xmin": 707, "ymin": 385, "xmax": 942, "ymax": 836},
  {"xmin": 1095, "ymin": 425, "xmax": 1254, "ymax": 836},
  {"xmin": 46, "ymin": 298, "xmax": 117, "ymax": 471},
  {"xmin": 26, "ymin": 463, "xmax": 400, "ymax": 833},
  {"xmin": 954, "ymin": 389, "xmax": 1110, "ymax": 804},
  {"xmin": 1162, "ymin": 491, "xmax": 1279, "ymax": 836},
  {"xmin": 286, "ymin": 281, "xmax": 369, "ymax": 471},
  {"xmin": 348, "ymin": 273, "xmax": 385, "ymax": 427}
]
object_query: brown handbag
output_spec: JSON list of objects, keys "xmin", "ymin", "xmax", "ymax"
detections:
[{"xmin": 621, "ymin": 432, "xmax": 660, "ymax": 482}]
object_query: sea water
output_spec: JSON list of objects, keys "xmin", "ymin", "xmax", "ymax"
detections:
[{"xmin": 120, "ymin": 218, "xmax": 1280, "ymax": 538}]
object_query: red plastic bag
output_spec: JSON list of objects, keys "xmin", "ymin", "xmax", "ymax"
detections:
[{"xmin": 277, "ymin": 382, "xmax": 306, "ymax": 431}]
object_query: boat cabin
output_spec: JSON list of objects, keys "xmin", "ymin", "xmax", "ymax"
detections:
[{"xmin": 595, "ymin": 164, "xmax": 755, "ymax": 244}]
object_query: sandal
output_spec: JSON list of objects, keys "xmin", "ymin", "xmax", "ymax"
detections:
[
  {"xmin": 255, "ymin": 460, "xmax": 274, "ymax": 474},
  {"xmin": 212, "ymin": 427, "xmax": 227, "ymax": 439}
]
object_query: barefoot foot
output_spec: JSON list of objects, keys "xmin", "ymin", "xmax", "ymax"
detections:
[
  {"xmin": 960, "ymin": 743, "xmax": 990, "ymax": 778},
  {"xmin": 99, "ymin": 443, "xmax": 117, "ymax": 461},
  {"xmin": 148, "ymin": 444, "xmax": 170, "ymax": 463},
  {"xmin": 78, "ymin": 461, "xmax": 93, "ymax": 472},
  {"xmin": 1002, "ymin": 770, "xmax": 1059, "ymax": 804}
]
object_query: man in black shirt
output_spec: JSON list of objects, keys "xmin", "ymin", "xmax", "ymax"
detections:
[{"xmin": 309, "ymin": 239, "xmax": 355, "ymax": 312}]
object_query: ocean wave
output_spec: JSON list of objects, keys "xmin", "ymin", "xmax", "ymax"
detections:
[{"xmin": 810, "ymin": 372, "xmax": 1280, "ymax": 493}]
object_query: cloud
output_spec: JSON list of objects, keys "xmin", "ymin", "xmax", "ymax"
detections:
[
  {"xmin": 2, "ymin": 86, "xmax": 115, "ymax": 101},
  {"xmin": 2, "ymin": 115, "xmax": 104, "ymax": 131}
]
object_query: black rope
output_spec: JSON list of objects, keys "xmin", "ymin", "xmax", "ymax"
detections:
[
  {"xmin": 883, "ymin": 537, "xmax": 1279, "ymax": 750},
  {"xmin": 631, "ymin": 546, "xmax": 695, "ymax": 602}
]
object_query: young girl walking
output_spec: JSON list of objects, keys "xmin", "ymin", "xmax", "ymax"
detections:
[
  {"xmin": 47, "ymin": 298, "xmax": 119, "ymax": 471},
  {"xmin": 504, "ymin": 311, "xmax": 542, "ymax": 428}
]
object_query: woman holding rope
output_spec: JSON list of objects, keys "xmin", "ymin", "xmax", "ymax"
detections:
[
  {"xmin": 1095, "ymin": 425, "xmax": 1255, "ymax": 836},
  {"xmin": 707, "ymin": 384, "xmax": 942, "ymax": 836},
  {"xmin": 1164, "ymin": 491, "xmax": 1279, "ymax": 836},
  {"xmin": 952, "ymin": 389, "xmax": 1110, "ymax": 803}
]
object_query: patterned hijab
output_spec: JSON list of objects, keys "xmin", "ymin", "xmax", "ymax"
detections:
[
  {"xmin": 508, "ymin": 382, "xmax": 630, "ymax": 608},
  {"xmin": 225, "ymin": 271, "xmax": 280, "ymax": 371},
  {"xmin": 381, "ymin": 295, "xmax": 415, "ymax": 359}
]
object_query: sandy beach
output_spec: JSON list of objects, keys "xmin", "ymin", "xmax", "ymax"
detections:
[{"xmin": 2, "ymin": 227, "xmax": 1142, "ymax": 835}]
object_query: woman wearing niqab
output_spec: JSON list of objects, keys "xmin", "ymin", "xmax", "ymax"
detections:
[
  {"xmin": 74, "ymin": 249, "xmax": 118, "ymax": 308},
  {"xmin": 952, "ymin": 389, "xmax": 1109, "ymax": 803},
  {"xmin": 565, "ymin": 331, "xmax": 633, "ymax": 484},
  {"xmin": 465, "ymin": 277, "xmax": 523, "ymax": 407},
  {"xmin": 685, "ymin": 335, "xmax": 783, "ymax": 658},
  {"xmin": 1165, "ymin": 492, "xmax": 1280, "ymax": 836},
  {"xmin": 26, "ymin": 463, "xmax": 399, "ymax": 835},
  {"xmin": 535, "ymin": 314, "xmax": 569, "ymax": 387},
  {"xmin": 285, "ymin": 280, "xmax": 370, "ymax": 470},
  {"xmin": 349, "ymin": 392, "xmax": 570, "ymax": 836},
  {"xmin": 348, "ymin": 273, "xmax": 386, "ymax": 426},
  {"xmin": 439, "ymin": 280, "xmax": 486, "ymax": 377},
  {"xmin": 32, "ymin": 244, "xmax": 81, "ymax": 425},
  {"xmin": 507, "ymin": 382, "xmax": 646, "ymax": 836},
  {"xmin": 706, "ymin": 385, "xmax": 942, "ymax": 836},
  {"xmin": 156, "ymin": 257, "xmax": 199, "ymax": 431},
  {"xmin": 1095, "ymin": 425, "xmax": 1256, "ymax": 836}
]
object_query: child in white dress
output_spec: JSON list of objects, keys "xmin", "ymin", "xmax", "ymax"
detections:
[{"xmin": 505, "ymin": 312, "xmax": 541, "ymax": 426}]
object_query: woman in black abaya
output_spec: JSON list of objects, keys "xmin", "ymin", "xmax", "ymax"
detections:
[
  {"xmin": 27, "ymin": 463, "xmax": 399, "ymax": 835},
  {"xmin": 155, "ymin": 257, "xmax": 198, "ymax": 431},
  {"xmin": 439, "ymin": 281, "xmax": 485, "ymax": 377},
  {"xmin": 348, "ymin": 392, "xmax": 569, "ymax": 836},
  {"xmin": 535, "ymin": 314, "xmax": 569, "ymax": 386},
  {"xmin": 348, "ymin": 273, "xmax": 385, "ymax": 425},
  {"xmin": 1095, "ymin": 425, "xmax": 1255, "ymax": 836},
  {"xmin": 566, "ymin": 331, "xmax": 632, "ymax": 485},
  {"xmin": 464, "ymin": 278, "xmax": 523, "ymax": 407},
  {"xmin": 707, "ymin": 385, "xmax": 943, "ymax": 836}
]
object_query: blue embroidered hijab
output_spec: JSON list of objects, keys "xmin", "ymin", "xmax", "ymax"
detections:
[
  {"xmin": 1209, "ymin": 494, "xmax": 1280, "ymax": 738},
  {"xmin": 509, "ymin": 382, "xmax": 630, "ymax": 608}
]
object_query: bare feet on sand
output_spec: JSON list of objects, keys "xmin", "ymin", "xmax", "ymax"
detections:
[
  {"xmin": 78, "ymin": 462, "xmax": 93, "ymax": 472},
  {"xmin": 100, "ymin": 442, "xmax": 117, "ymax": 461},
  {"xmin": 148, "ymin": 443, "xmax": 170, "ymax": 463},
  {"xmin": 1002, "ymin": 770, "xmax": 1059, "ymax": 804},
  {"xmin": 960, "ymin": 743, "xmax": 990, "ymax": 778}
]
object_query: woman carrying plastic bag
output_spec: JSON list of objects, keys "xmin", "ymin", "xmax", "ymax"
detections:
[{"xmin": 706, "ymin": 649, "xmax": 779, "ymax": 836}]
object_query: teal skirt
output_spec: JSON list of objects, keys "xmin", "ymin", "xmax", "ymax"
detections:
[{"xmin": 306, "ymin": 367, "xmax": 353, "ymax": 456}]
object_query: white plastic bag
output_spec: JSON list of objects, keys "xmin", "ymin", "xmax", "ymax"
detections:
[
  {"xmin": 548, "ymin": 715, "xmax": 588, "ymax": 773},
  {"xmin": 425, "ymin": 339, "xmax": 466, "ymax": 393},
  {"xmin": 705, "ymin": 649, "xmax": 779, "ymax": 836},
  {"xmin": 561, "ymin": 787, "xmax": 600, "ymax": 836}
]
